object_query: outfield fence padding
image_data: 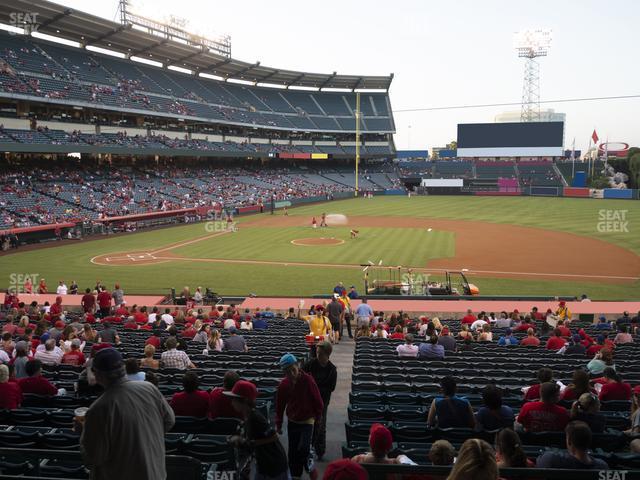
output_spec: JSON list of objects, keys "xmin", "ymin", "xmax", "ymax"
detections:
[
  {"xmin": 603, "ymin": 189, "xmax": 634, "ymax": 199},
  {"xmin": 563, "ymin": 187, "xmax": 591, "ymax": 198},
  {"xmin": 530, "ymin": 186, "xmax": 560, "ymax": 196}
]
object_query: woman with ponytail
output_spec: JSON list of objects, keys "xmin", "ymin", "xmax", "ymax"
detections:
[{"xmin": 495, "ymin": 428, "xmax": 533, "ymax": 468}]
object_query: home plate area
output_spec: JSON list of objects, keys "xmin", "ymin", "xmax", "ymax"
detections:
[
  {"xmin": 92, "ymin": 252, "xmax": 170, "ymax": 266},
  {"xmin": 127, "ymin": 253, "xmax": 157, "ymax": 261}
]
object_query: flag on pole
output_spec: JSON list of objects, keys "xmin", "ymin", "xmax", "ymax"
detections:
[{"xmin": 591, "ymin": 129, "xmax": 599, "ymax": 144}]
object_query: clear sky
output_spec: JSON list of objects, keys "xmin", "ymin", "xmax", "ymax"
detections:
[{"xmin": 49, "ymin": 0, "xmax": 639, "ymax": 152}]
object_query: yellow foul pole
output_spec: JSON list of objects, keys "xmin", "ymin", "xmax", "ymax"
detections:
[{"xmin": 355, "ymin": 92, "xmax": 360, "ymax": 197}]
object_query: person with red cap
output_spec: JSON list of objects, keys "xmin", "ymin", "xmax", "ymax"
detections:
[
  {"xmin": 276, "ymin": 353, "xmax": 323, "ymax": 479},
  {"xmin": 226, "ymin": 380, "xmax": 289, "ymax": 480},
  {"xmin": 323, "ymin": 460, "xmax": 367, "ymax": 480},
  {"xmin": 81, "ymin": 347, "xmax": 175, "ymax": 480},
  {"xmin": 352, "ymin": 423, "xmax": 400, "ymax": 464},
  {"xmin": 299, "ymin": 305, "xmax": 331, "ymax": 338},
  {"xmin": 556, "ymin": 301, "xmax": 572, "ymax": 323}
]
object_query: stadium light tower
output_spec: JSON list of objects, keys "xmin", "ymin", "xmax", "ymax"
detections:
[{"xmin": 514, "ymin": 29, "xmax": 552, "ymax": 122}]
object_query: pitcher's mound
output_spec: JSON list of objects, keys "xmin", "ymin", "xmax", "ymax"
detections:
[{"xmin": 291, "ymin": 237, "xmax": 345, "ymax": 246}]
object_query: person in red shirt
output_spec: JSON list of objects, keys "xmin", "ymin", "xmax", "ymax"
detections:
[
  {"xmin": 17, "ymin": 360, "xmax": 58, "ymax": 396},
  {"xmin": 546, "ymin": 329, "xmax": 567, "ymax": 351},
  {"xmin": 275, "ymin": 353, "xmax": 323, "ymax": 479},
  {"xmin": 123, "ymin": 318, "xmax": 139, "ymax": 330},
  {"xmin": 170, "ymin": 371, "xmax": 210, "ymax": 417},
  {"xmin": 115, "ymin": 304, "xmax": 129, "ymax": 317},
  {"xmin": 145, "ymin": 332, "xmax": 162, "ymax": 349},
  {"xmin": 586, "ymin": 335, "xmax": 616, "ymax": 357},
  {"xmin": 461, "ymin": 309, "xmax": 476, "ymax": 325},
  {"xmin": 209, "ymin": 306, "xmax": 222, "ymax": 320},
  {"xmin": 97, "ymin": 288, "xmax": 112, "ymax": 317},
  {"xmin": 514, "ymin": 318, "xmax": 536, "ymax": 333},
  {"xmin": 524, "ymin": 367, "xmax": 554, "ymax": 402},
  {"xmin": 517, "ymin": 382, "xmax": 569, "ymax": 432},
  {"xmin": 23, "ymin": 277, "xmax": 33, "ymax": 294},
  {"xmin": 389, "ymin": 325, "xmax": 405, "ymax": 340},
  {"xmin": 530, "ymin": 306, "xmax": 545, "ymax": 321},
  {"xmin": 133, "ymin": 307, "xmax": 148, "ymax": 325},
  {"xmin": 182, "ymin": 323, "xmax": 197, "ymax": 339},
  {"xmin": 2, "ymin": 320, "xmax": 18, "ymax": 336},
  {"xmin": 0, "ymin": 365, "xmax": 22, "ymax": 409},
  {"xmin": 49, "ymin": 296, "xmax": 64, "ymax": 322},
  {"xmin": 556, "ymin": 320, "xmax": 571, "ymax": 338},
  {"xmin": 81, "ymin": 289, "xmax": 95, "ymax": 314},
  {"xmin": 38, "ymin": 278, "xmax": 48, "ymax": 294},
  {"xmin": 209, "ymin": 371, "xmax": 243, "ymax": 419},
  {"xmin": 578, "ymin": 328, "xmax": 595, "ymax": 348},
  {"xmin": 3, "ymin": 289, "xmax": 19, "ymax": 310},
  {"xmin": 521, "ymin": 328, "xmax": 541, "ymax": 347},
  {"xmin": 61, "ymin": 340, "xmax": 86, "ymax": 366},
  {"xmin": 561, "ymin": 369, "xmax": 596, "ymax": 402},
  {"xmin": 598, "ymin": 368, "xmax": 632, "ymax": 402}
]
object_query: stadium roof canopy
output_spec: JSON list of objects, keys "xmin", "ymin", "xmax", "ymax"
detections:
[{"xmin": 0, "ymin": 0, "xmax": 393, "ymax": 91}]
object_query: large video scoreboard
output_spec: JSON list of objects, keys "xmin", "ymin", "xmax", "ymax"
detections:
[{"xmin": 457, "ymin": 121, "xmax": 564, "ymax": 157}]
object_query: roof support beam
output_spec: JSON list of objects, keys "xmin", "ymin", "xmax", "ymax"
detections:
[
  {"xmin": 352, "ymin": 77, "xmax": 365, "ymax": 91},
  {"xmin": 167, "ymin": 49, "xmax": 204, "ymax": 67},
  {"xmin": 130, "ymin": 38, "xmax": 169, "ymax": 57},
  {"xmin": 318, "ymin": 71, "xmax": 337, "ymax": 90},
  {"xmin": 85, "ymin": 25, "xmax": 129, "ymax": 46},
  {"xmin": 286, "ymin": 73, "xmax": 306, "ymax": 88},
  {"xmin": 231, "ymin": 61, "xmax": 260, "ymax": 79},
  {"xmin": 256, "ymin": 69, "xmax": 280, "ymax": 83},
  {"xmin": 38, "ymin": 9, "xmax": 73, "ymax": 30},
  {"xmin": 206, "ymin": 58, "xmax": 232, "ymax": 72}
]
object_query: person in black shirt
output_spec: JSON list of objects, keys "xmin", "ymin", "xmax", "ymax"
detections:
[
  {"xmin": 226, "ymin": 380, "xmax": 289, "ymax": 479},
  {"xmin": 303, "ymin": 340, "xmax": 337, "ymax": 461}
]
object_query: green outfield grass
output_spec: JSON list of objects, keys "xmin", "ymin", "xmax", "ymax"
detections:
[
  {"xmin": 287, "ymin": 196, "xmax": 640, "ymax": 255},
  {"xmin": 0, "ymin": 196, "xmax": 638, "ymax": 299},
  {"xmin": 172, "ymin": 227, "xmax": 454, "ymax": 266}
]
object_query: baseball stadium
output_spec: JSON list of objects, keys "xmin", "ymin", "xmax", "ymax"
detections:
[{"xmin": 0, "ymin": 1, "xmax": 640, "ymax": 479}]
